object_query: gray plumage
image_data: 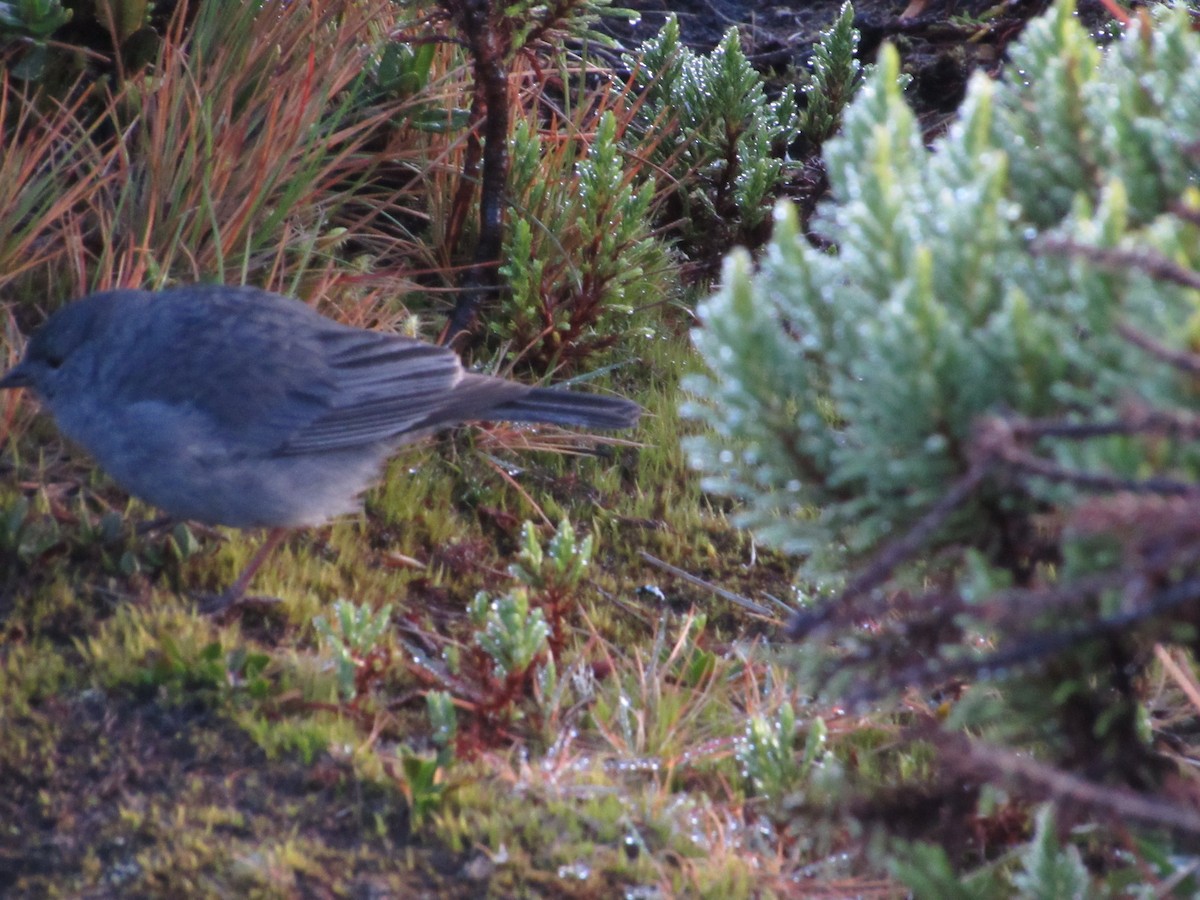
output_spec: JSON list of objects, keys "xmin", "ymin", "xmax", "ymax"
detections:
[{"xmin": 1, "ymin": 285, "xmax": 640, "ymax": 529}]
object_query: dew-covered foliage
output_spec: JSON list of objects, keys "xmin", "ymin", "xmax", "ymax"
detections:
[{"xmin": 4, "ymin": 0, "xmax": 1200, "ymax": 895}]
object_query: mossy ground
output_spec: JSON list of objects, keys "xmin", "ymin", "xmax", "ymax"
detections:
[{"xmin": 0, "ymin": 325, "xmax": 854, "ymax": 897}]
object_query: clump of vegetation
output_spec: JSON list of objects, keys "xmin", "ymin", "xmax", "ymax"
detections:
[
  {"xmin": 625, "ymin": 17, "xmax": 801, "ymax": 256},
  {"xmin": 1, "ymin": 0, "xmax": 432, "ymax": 313},
  {"xmin": 498, "ymin": 111, "xmax": 670, "ymax": 370},
  {"xmin": 314, "ymin": 599, "xmax": 395, "ymax": 701},
  {"xmin": 423, "ymin": 0, "xmax": 643, "ymax": 347},
  {"xmin": 688, "ymin": 0, "xmax": 1200, "ymax": 890},
  {"xmin": 622, "ymin": 4, "xmax": 865, "ymax": 263},
  {"xmin": 406, "ymin": 518, "xmax": 598, "ymax": 735},
  {"xmin": 1, "ymin": 0, "xmax": 73, "ymax": 83},
  {"xmin": 794, "ymin": 2, "xmax": 865, "ymax": 153},
  {"xmin": 474, "ymin": 3, "xmax": 867, "ymax": 368}
]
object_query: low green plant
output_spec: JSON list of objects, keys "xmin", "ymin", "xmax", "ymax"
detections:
[
  {"xmin": 313, "ymin": 599, "xmax": 394, "ymax": 701},
  {"xmin": 1010, "ymin": 806, "xmax": 1089, "ymax": 900},
  {"xmin": 396, "ymin": 748, "xmax": 448, "ymax": 829},
  {"xmin": 737, "ymin": 702, "xmax": 827, "ymax": 804},
  {"xmin": 507, "ymin": 517, "xmax": 594, "ymax": 653},
  {"xmin": 0, "ymin": 0, "xmax": 69, "ymax": 38},
  {"xmin": 498, "ymin": 110, "xmax": 668, "ymax": 371},
  {"xmin": 888, "ymin": 842, "xmax": 1007, "ymax": 900},
  {"xmin": 795, "ymin": 2, "xmax": 868, "ymax": 153},
  {"xmin": 408, "ymin": 519, "xmax": 607, "ymax": 735},
  {"xmin": 363, "ymin": 40, "xmax": 437, "ymax": 100},
  {"xmin": 2, "ymin": 0, "xmax": 158, "ymax": 88},
  {"xmin": 395, "ymin": 690, "xmax": 458, "ymax": 827},
  {"xmin": 0, "ymin": 0, "xmax": 70, "ymax": 83},
  {"xmin": 624, "ymin": 16, "xmax": 802, "ymax": 252},
  {"xmin": 469, "ymin": 588, "xmax": 550, "ymax": 685},
  {"xmin": 0, "ymin": 494, "xmax": 59, "ymax": 563},
  {"xmin": 509, "ymin": 517, "xmax": 593, "ymax": 593},
  {"xmin": 426, "ymin": 688, "xmax": 458, "ymax": 752},
  {"xmin": 890, "ymin": 805, "xmax": 1090, "ymax": 898},
  {"xmin": 136, "ymin": 636, "xmax": 271, "ymax": 701}
]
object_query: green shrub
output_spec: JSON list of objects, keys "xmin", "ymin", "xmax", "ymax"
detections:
[
  {"xmin": 687, "ymin": 0, "xmax": 1200, "ymax": 886},
  {"xmin": 498, "ymin": 111, "xmax": 668, "ymax": 370},
  {"xmin": 624, "ymin": 16, "xmax": 800, "ymax": 251},
  {"xmin": 687, "ymin": 0, "xmax": 1200, "ymax": 575},
  {"xmin": 624, "ymin": 5, "xmax": 865, "ymax": 255}
]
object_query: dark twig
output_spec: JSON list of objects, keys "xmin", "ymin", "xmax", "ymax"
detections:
[
  {"xmin": 1005, "ymin": 403, "xmax": 1200, "ymax": 443},
  {"xmin": 788, "ymin": 404, "xmax": 1200, "ymax": 639},
  {"xmin": 639, "ymin": 550, "xmax": 775, "ymax": 617},
  {"xmin": 1117, "ymin": 320, "xmax": 1200, "ymax": 377},
  {"xmin": 995, "ymin": 443, "xmax": 1199, "ymax": 496},
  {"xmin": 841, "ymin": 574, "xmax": 1200, "ymax": 705},
  {"xmin": 1034, "ymin": 235, "xmax": 1200, "ymax": 292},
  {"xmin": 945, "ymin": 735, "xmax": 1200, "ymax": 836},
  {"xmin": 441, "ymin": 0, "xmax": 512, "ymax": 348},
  {"xmin": 984, "ymin": 407, "xmax": 1200, "ymax": 495},
  {"xmin": 785, "ymin": 458, "xmax": 994, "ymax": 638}
]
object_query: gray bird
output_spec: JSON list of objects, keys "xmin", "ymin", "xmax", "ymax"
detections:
[{"xmin": 0, "ymin": 284, "xmax": 640, "ymax": 603}]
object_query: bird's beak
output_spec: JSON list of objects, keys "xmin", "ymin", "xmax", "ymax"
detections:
[{"xmin": 0, "ymin": 362, "xmax": 32, "ymax": 390}]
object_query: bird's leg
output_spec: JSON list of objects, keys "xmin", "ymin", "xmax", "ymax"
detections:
[
  {"xmin": 226, "ymin": 527, "xmax": 288, "ymax": 602},
  {"xmin": 205, "ymin": 528, "xmax": 288, "ymax": 618}
]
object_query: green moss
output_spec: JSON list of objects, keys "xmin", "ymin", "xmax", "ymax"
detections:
[{"xmin": 238, "ymin": 712, "xmax": 359, "ymax": 765}]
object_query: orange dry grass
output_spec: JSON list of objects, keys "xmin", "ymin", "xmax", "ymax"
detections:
[
  {"xmin": 0, "ymin": 73, "xmax": 116, "ymax": 299},
  {"xmin": 86, "ymin": 0, "xmax": 423, "ymax": 292},
  {"xmin": 1, "ymin": 0, "xmax": 468, "ymax": 315}
]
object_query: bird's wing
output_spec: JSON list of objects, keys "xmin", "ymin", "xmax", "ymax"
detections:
[
  {"xmin": 276, "ymin": 328, "xmax": 478, "ymax": 455},
  {"xmin": 107, "ymin": 286, "xmax": 470, "ymax": 457},
  {"xmin": 105, "ymin": 285, "xmax": 542, "ymax": 457}
]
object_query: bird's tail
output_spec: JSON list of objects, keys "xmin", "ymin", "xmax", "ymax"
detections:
[{"xmin": 490, "ymin": 387, "xmax": 641, "ymax": 430}]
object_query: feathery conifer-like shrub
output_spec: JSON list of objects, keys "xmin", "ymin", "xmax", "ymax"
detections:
[
  {"xmin": 689, "ymin": 0, "xmax": 1200, "ymax": 580},
  {"xmin": 688, "ymin": 0, "xmax": 1200, "ymax": 884}
]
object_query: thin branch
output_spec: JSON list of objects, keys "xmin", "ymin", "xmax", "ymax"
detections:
[
  {"xmin": 1117, "ymin": 321, "xmax": 1200, "ymax": 377},
  {"xmin": 785, "ymin": 458, "xmax": 994, "ymax": 638},
  {"xmin": 1005, "ymin": 404, "xmax": 1200, "ymax": 443},
  {"xmin": 952, "ymin": 737, "xmax": 1200, "ymax": 836},
  {"xmin": 843, "ymin": 575, "xmax": 1200, "ymax": 704},
  {"xmin": 441, "ymin": 0, "xmax": 512, "ymax": 347},
  {"xmin": 996, "ymin": 444, "xmax": 1200, "ymax": 496},
  {"xmin": 1035, "ymin": 236, "xmax": 1200, "ymax": 291},
  {"xmin": 639, "ymin": 550, "xmax": 775, "ymax": 617}
]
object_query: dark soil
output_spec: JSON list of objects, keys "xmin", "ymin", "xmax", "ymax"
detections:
[{"xmin": 0, "ymin": 689, "xmax": 468, "ymax": 897}]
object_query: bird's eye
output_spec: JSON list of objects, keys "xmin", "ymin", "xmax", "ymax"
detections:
[{"xmin": 44, "ymin": 353, "xmax": 64, "ymax": 370}]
